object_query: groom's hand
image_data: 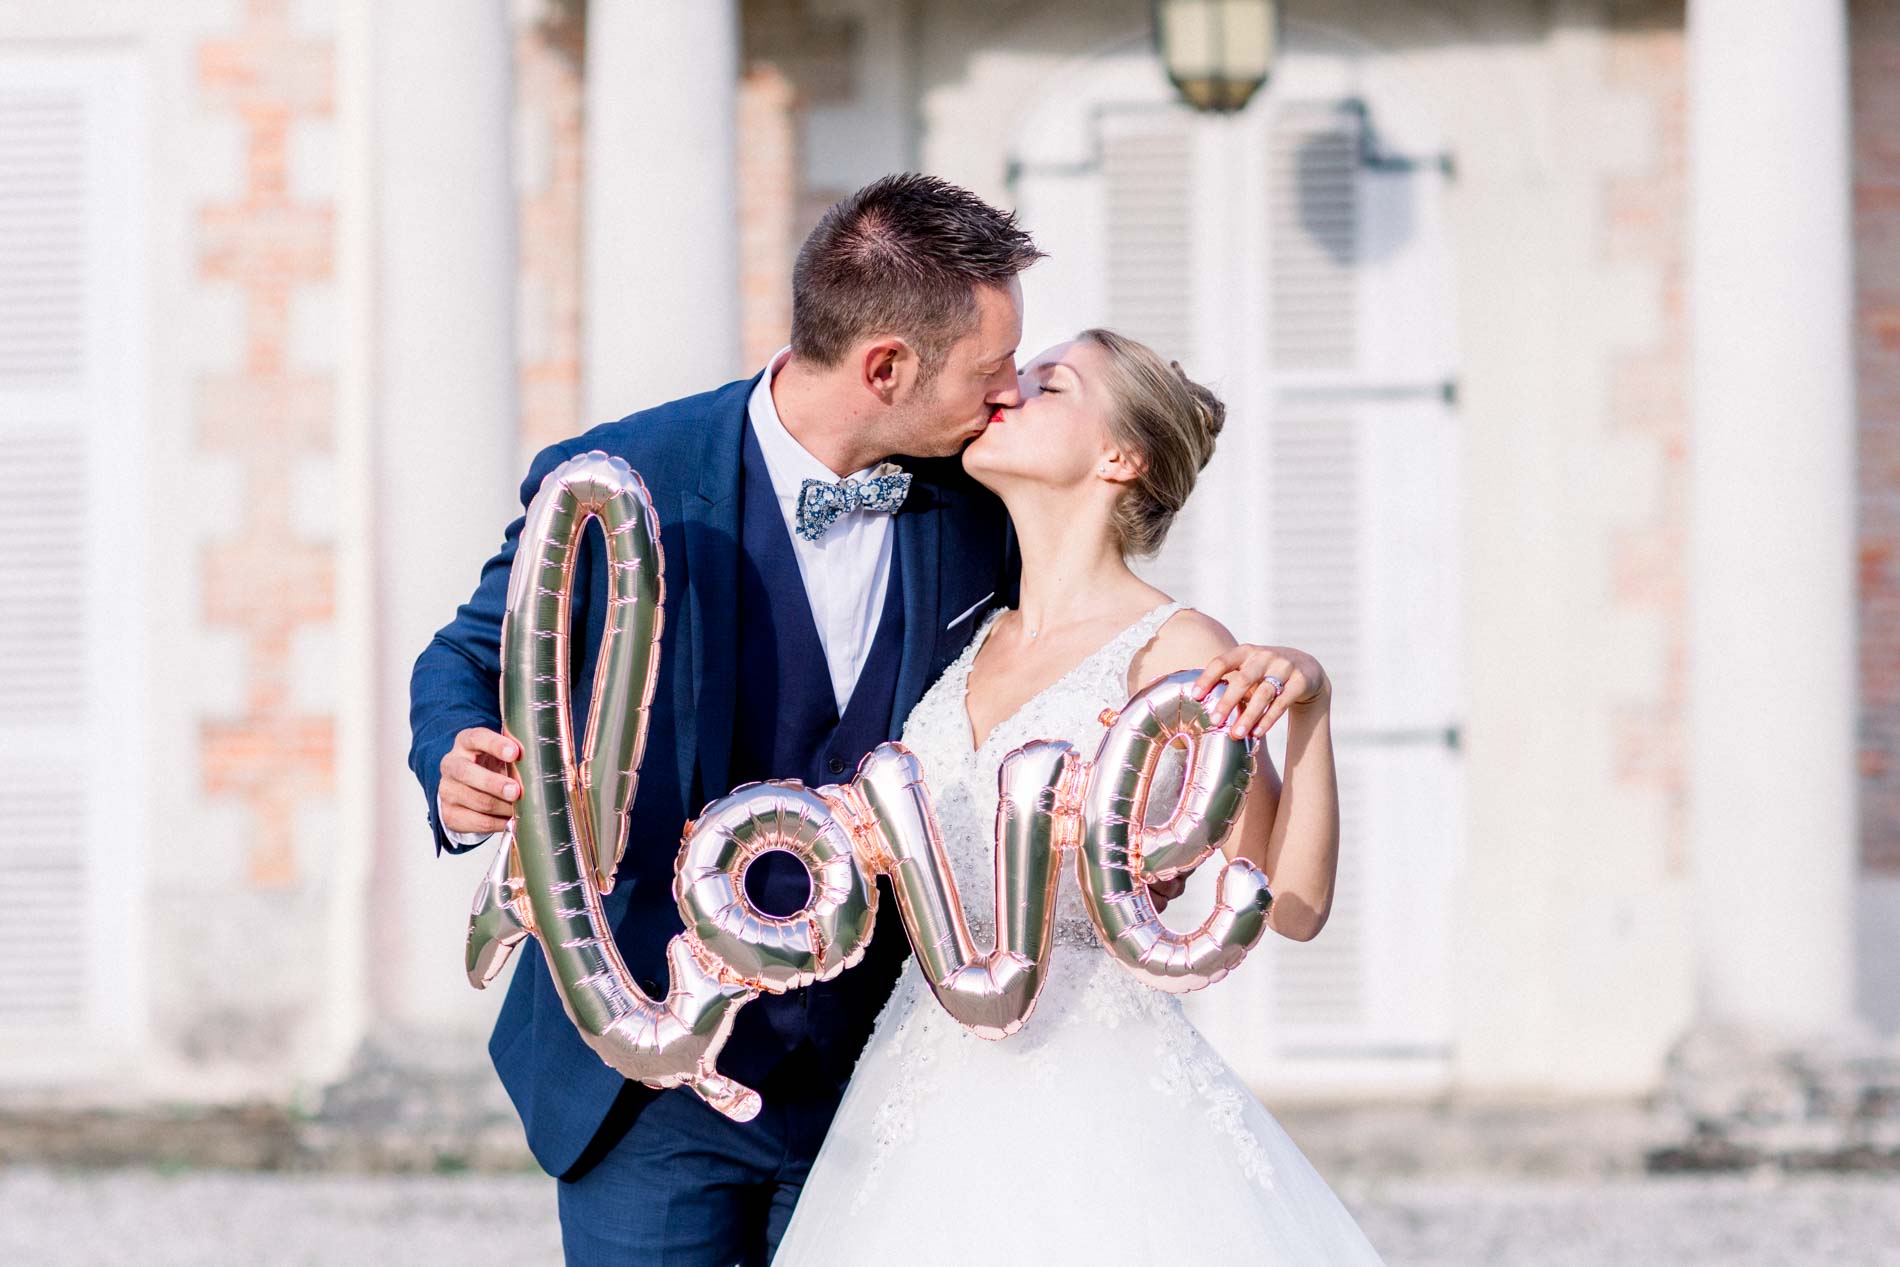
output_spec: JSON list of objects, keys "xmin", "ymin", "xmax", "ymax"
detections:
[{"xmin": 439, "ymin": 727, "xmax": 522, "ymax": 835}]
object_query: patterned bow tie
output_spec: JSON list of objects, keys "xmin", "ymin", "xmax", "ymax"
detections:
[{"xmin": 794, "ymin": 463, "xmax": 912, "ymax": 542}]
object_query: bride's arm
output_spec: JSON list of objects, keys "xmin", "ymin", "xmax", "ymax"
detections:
[{"xmin": 1131, "ymin": 612, "xmax": 1339, "ymax": 943}]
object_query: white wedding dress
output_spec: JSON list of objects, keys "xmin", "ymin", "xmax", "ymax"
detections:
[{"xmin": 773, "ymin": 602, "xmax": 1386, "ymax": 1265}]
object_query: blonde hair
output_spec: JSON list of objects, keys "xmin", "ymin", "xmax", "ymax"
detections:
[{"xmin": 1077, "ymin": 327, "xmax": 1226, "ymax": 558}]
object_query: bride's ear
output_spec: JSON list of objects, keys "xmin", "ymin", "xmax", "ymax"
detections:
[{"xmin": 1097, "ymin": 448, "xmax": 1142, "ymax": 486}]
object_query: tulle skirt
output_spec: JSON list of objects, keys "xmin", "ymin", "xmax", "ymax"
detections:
[{"xmin": 773, "ymin": 947, "xmax": 1387, "ymax": 1265}]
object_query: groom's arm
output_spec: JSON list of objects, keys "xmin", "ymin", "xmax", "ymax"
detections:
[{"xmin": 408, "ymin": 439, "xmax": 577, "ymax": 855}]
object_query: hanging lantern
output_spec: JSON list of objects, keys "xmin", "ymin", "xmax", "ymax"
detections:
[{"xmin": 1152, "ymin": 0, "xmax": 1279, "ymax": 114}]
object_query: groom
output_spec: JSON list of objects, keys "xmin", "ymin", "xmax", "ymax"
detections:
[{"xmin": 411, "ymin": 174, "xmax": 1042, "ymax": 1265}]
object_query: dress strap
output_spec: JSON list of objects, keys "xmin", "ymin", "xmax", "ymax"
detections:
[
  {"xmin": 966, "ymin": 606, "xmax": 1009, "ymax": 659},
  {"xmin": 1129, "ymin": 599, "xmax": 1187, "ymax": 645},
  {"xmin": 949, "ymin": 606, "xmax": 1010, "ymax": 686},
  {"xmin": 1101, "ymin": 600, "xmax": 1188, "ymax": 699}
]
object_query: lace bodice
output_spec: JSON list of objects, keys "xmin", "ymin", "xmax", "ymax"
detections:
[{"xmin": 896, "ymin": 601, "xmax": 1186, "ymax": 946}]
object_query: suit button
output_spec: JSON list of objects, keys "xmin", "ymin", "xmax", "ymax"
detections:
[{"xmin": 827, "ymin": 756, "xmax": 846, "ymax": 776}]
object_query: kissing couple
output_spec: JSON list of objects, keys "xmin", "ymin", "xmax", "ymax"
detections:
[{"xmin": 410, "ymin": 173, "xmax": 1383, "ymax": 1265}]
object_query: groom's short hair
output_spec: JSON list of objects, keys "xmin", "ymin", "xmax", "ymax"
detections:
[{"xmin": 791, "ymin": 173, "xmax": 1044, "ymax": 385}]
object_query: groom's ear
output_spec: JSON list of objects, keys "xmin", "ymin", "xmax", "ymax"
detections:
[{"xmin": 861, "ymin": 338, "xmax": 914, "ymax": 403}]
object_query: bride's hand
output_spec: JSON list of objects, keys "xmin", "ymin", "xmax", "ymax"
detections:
[{"xmin": 1190, "ymin": 644, "xmax": 1330, "ymax": 740}]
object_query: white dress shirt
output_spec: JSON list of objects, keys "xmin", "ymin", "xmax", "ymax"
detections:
[
  {"xmin": 746, "ymin": 345, "xmax": 897, "ymax": 714},
  {"xmin": 441, "ymin": 347, "xmax": 896, "ymax": 847}
]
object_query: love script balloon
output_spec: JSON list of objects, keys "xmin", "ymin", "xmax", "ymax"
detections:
[
  {"xmin": 464, "ymin": 452, "xmax": 1273, "ymax": 1122},
  {"xmin": 462, "ymin": 450, "xmax": 762, "ymax": 1122}
]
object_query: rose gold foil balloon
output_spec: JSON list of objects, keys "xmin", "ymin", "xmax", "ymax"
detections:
[
  {"xmin": 675, "ymin": 781, "xmax": 877, "ymax": 993},
  {"xmin": 466, "ymin": 838, "xmax": 532, "ymax": 985},
  {"xmin": 462, "ymin": 451, "xmax": 762, "ymax": 1122},
  {"xmin": 1077, "ymin": 671, "xmax": 1273, "ymax": 994},
  {"xmin": 832, "ymin": 740, "xmax": 1075, "ymax": 1040}
]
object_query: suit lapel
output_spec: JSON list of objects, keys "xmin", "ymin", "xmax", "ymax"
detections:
[
  {"xmin": 677, "ymin": 383, "xmax": 752, "ymax": 806},
  {"xmin": 891, "ymin": 474, "xmax": 943, "ymax": 727}
]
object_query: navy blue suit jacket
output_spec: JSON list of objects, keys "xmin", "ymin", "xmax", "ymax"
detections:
[{"xmin": 407, "ymin": 374, "xmax": 1017, "ymax": 1177}]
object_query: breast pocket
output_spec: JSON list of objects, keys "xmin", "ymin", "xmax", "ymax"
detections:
[{"xmin": 936, "ymin": 589, "xmax": 996, "ymax": 666}]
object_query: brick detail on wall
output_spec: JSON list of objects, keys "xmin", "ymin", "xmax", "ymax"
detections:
[
  {"xmin": 736, "ymin": 0, "xmax": 862, "ymax": 368},
  {"xmin": 1853, "ymin": 0, "xmax": 1900, "ymax": 875},
  {"xmin": 738, "ymin": 62, "xmax": 797, "ymax": 369},
  {"xmin": 194, "ymin": 0, "xmax": 336, "ymax": 890},
  {"xmin": 1604, "ymin": 6, "xmax": 1690, "ymax": 875},
  {"xmin": 515, "ymin": 2, "xmax": 585, "ymax": 453}
]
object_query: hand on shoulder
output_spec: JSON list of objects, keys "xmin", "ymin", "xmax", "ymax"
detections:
[{"xmin": 1136, "ymin": 606, "xmax": 1332, "ymax": 741}]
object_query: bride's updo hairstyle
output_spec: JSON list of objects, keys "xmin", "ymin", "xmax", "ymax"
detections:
[{"xmin": 1078, "ymin": 327, "xmax": 1226, "ymax": 558}]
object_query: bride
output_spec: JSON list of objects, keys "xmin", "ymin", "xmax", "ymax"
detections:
[{"xmin": 773, "ymin": 328, "xmax": 1385, "ymax": 1264}]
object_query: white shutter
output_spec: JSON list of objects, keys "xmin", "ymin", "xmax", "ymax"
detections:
[
  {"xmin": 1266, "ymin": 117, "xmax": 1358, "ymax": 375},
  {"xmin": 1157, "ymin": 101, "xmax": 1461, "ymax": 1094},
  {"xmin": 1259, "ymin": 110, "xmax": 1374, "ymax": 1040},
  {"xmin": 0, "ymin": 54, "xmax": 144, "ymax": 1074},
  {"xmin": 1248, "ymin": 103, "xmax": 1461, "ymax": 1083},
  {"xmin": 1100, "ymin": 112, "xmax": 1209, "ymax": 607},
  {"xmin": 1265, "ymin": 406, "xmax": 1370, "ymax": 1032},
  {"xmin": 1102, "ymin": 116, "xmax": 1197, "ymax": 360}
]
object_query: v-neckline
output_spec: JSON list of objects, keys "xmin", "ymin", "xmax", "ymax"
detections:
[{"xmin": 959, "ymin": 602, "xmax": 1177, "ymax": 754}]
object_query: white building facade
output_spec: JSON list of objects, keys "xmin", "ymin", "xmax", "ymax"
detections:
[{"xmin": 0, "ymin": 0, "xmax": 1888, "ymax": 1119}]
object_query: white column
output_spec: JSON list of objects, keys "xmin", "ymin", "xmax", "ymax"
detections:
[
  {"xmin": 370, "ymin": 0, "xmax": 518, "ymax": 1032},
  {"xmin": 1686, "ymin": 0, "xmax": 1857, "ymax": 1038},
  {"xmin": 583, "ymin": 0, "xmax": 741, "ymax": 420}
]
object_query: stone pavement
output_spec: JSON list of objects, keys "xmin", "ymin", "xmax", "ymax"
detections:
[
  {"xmin": 3, "ymin": 1166, "xmax": 1898, "ymax": 1266},
  {"xmin": 6, "ymin": 1065, "xmax": 1899, "ymax": 1265}
]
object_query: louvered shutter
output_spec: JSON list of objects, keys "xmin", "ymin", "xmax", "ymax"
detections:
[
  {"xmin": 1102, "ymin": 118, "xmax": 1196, "ymax": 358},
  {"xmin": 0, "ymin": 55, "xmax": 143, "ymax": 1074},
  {"xmin": 1100, "ymin": 111, "xmax": 1205, "ymax": 604},
  {"xmin": 1183, "ymin": 102, "xmax": 1462, "ymax": 1089},
  {"xmin": 1256, "ymin": 112, "xmax": 1375, "ymax": 1051}
]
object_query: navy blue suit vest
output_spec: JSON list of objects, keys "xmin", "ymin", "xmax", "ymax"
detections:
[{"xmin": 716, "ymin": 421, "xmax": 912, "ymax": 1089}]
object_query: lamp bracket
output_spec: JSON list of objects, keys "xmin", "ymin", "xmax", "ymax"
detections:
[
  {"xmin": 1342, "ymin": 97, "xmax": 1457, "ymax": 180},
  {"xmin": 1006, "ymin": 96, "xmax": 1457, "ymax": 194}
]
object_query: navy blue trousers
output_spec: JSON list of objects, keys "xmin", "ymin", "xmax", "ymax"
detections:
[{"xmin": 555, "ymin": 1065, "xmax": 845, "ymax": 1267}]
